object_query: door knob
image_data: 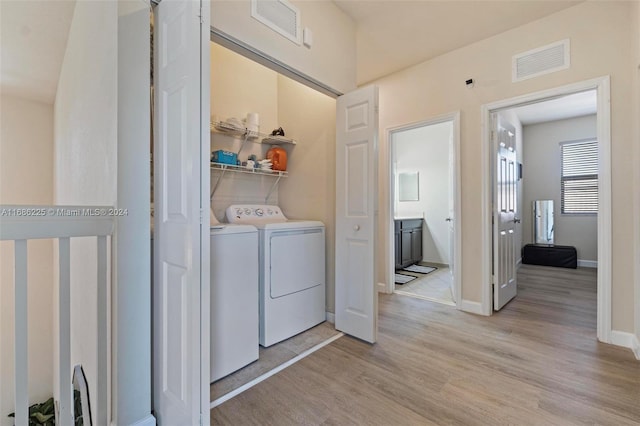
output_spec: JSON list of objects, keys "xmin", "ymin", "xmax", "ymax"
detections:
[
  {"xmin": 514, "ymin": 217, "xmax": 521, "ymax": 224},
  {"xmin": 445, "ymin": 217, "xmax": 452, "ymax": 222},
  {"xmin": 353, "ymin": 225, "xmax": 360, "ymax": 231}
]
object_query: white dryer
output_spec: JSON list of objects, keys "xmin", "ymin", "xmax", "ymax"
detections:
[{"xmin": 226, "ymin": 205, "xmax": 325, "ymax": 347}]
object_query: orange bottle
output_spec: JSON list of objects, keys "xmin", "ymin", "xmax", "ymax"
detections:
[{"xmin": 267, "ymin": 146, "xmax": 287, "ymax": 171}]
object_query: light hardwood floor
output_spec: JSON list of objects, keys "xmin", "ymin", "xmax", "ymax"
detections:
[{"xmin": 211, "ymin": 265, "xmax": 640, "ymax": 425}]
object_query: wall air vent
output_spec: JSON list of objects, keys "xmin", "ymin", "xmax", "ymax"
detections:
[
  {"xmin": 512, "ymin": 39, "xmax": 570, "ymax": 82},
  {"xmin": 251, "ymin": 0, "xmax": 301, "ymax": 45}
]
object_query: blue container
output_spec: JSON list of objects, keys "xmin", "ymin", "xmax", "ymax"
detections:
[{"xmin": 211, "ymin": 150, "xmax": 237, "ymax": 165}]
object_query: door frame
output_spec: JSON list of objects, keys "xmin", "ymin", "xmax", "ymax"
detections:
[
  {"xmin": 199, "ymin": 0, "xmax": 212, "ymax": 420},
  {"xmin": 480, "ymin": 76, "xmax": 612, "ymax": 343},
  {"xmin": 386, "ymin": 111, "xmax": 462, "ymax": 310}
]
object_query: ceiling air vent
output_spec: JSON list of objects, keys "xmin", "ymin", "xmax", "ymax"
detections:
[
  {"xmin": 251, "ymin": 0, "xmax": 301, "ymax": 45},
  {"xmin": 512, "ymin": 39, "xmax": 570, "ymax": 82}
]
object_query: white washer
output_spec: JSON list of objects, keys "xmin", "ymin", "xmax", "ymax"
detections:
[
  {"xmin": 226, "ymin": 205, "xmax": 325, "ymax": 347},
  {"xmin": 210, "ymin": 212, "xmax": 259, "ymax": 382}
]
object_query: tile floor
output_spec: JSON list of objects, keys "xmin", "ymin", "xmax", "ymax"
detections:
[{"xmin": 395, "ymin": 263, "xmax": 455, "ymax": 306}]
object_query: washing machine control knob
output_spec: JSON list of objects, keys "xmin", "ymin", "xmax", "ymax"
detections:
[{"xmin": 255, "ymin": 208, "xmax": 264, "ymax": 217}]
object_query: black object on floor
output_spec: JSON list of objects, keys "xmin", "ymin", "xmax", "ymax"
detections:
[{"xmin": 522, "ymin": 244, "xmax": 577, "ymax": 269}]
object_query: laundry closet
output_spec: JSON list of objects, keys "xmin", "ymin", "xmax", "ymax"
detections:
[
  {"xmin": 209, "ymin": 42, "xmax": 336, "ymax": 221},
  {"xmin": 207, "ymin": 41, "xmax": 339, "ymax": 396}
]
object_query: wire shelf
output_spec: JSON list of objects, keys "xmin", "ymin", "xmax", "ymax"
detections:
[
  {"xmin": 210, "ymin": 162, "xmax": 288, "ymax": 178},
  {"xmin": 210, "ymin": 121, "xmax": 296, "ymax": 145}
]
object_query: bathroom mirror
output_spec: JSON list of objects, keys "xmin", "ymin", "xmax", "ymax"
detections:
[
  {"xmin": 398, "ymin": 172, "xmax": 419, "ymax": 202},
  {"xmin": 533, "ymin": 200, "xmax": 554, "ymax": 245}
]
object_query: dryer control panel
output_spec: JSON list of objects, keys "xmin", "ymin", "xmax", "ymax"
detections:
[{"xmin": 226, "ymin": 204, "xmax": 288, "ymax": 223}]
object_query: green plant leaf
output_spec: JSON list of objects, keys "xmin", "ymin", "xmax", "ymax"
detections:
[
  {"xmin": 40, "ymin": 398, "xmax": 55, "ymax": 414},
  {"xmin": 32, "ymin": 412, "xmax": 55, "ymax": 423},
  {"xmin": 9, "ymin": 397, "xmax": 55, "ymax": 424}
]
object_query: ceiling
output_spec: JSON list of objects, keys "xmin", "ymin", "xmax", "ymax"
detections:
[
  {"xmin": 511, "ymin": 90, "xmax": 597, "ymax": 126},
  {"xmin": 0, "ymin": 1, "xmax": 583, "ymax": 104},
  {"xmin": 1, "ymin": 1, "xmax": 76, "ymax": 104},
  {"xmin": 333, "ymin": 0, "xmax": 582, "ymax": 84}
]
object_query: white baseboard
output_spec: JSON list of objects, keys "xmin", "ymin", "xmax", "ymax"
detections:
[
  {"xmin": 578, "ymin": 259, "xmax": 598, "ymax": 268},
  {"xmin": 460, "ymin": 300, "xmax": 485, "ymax": 315},
  {"xmin": 325, "ymin": 311, "xmax": 335, "ymax": 324},
  {"xmin": 610, "ymin": 330, "xmax": 640, "ymax": 360},
  {"xmin": 377, "ymin": 282, "xmax": 388, "ymax": 293}
]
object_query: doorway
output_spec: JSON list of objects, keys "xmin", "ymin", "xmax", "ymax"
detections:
[
  {"xmin": 482, "ymin": 77, "xmax": 612, "ymax": 343},
  {"xmin": 386, "ymin": 113, "xmax": 461, "ymax": 308}
]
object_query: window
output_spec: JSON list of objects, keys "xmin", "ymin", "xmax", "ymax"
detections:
[{"xmin": 560, "ymin": 139, "xmax": 598, "ymax": 214}]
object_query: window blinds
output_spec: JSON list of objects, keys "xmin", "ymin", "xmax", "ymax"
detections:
[{"xmin": 560, "ymin": 140, "xmax": 598, "ymax": 214}]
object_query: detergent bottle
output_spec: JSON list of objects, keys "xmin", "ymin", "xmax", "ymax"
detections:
[{"xmin": 266, "ymin": 146, "xmax": 287, "ymax": 171}]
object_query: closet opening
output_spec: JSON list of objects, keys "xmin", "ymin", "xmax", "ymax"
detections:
[{"xmin": 207, "ymin": 40, "xmax": 341, "ymax": 408}]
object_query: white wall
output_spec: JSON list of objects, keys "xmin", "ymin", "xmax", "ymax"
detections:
[
  {"xmin": 211, "ymin": 0, "xmax": 357, "ymax": 94},
  {"xmin": 116, "ymin": 2, "xmax": 152, "ymax": 424},
  {"xmin": 0, "ymin": 95, "xmax": 54, "ymax": 424},
  {"xmin": 54, "ymin": 0, "xmax": 117, "ymax": 421},
  {"xmin": 522, "ymin": 115, "xmax": 598, "ymax": 262},
  {"xmin": 394, "ymin": 121, "xmax": 452, "ymax": 264},
  {"xmin": 210, "ymin": 42, "xmax": 281, "ymax": 219},
  {"xmin": 54, "ymin": 3, "xmax": 152, "ymax": 424},
  {"xmin": 277, "ymin": 74, "xmax": 337, "ymax": 314},
  {"xmin": 371, "ymin": 1, "xmax": 638, "ymax": 332}
]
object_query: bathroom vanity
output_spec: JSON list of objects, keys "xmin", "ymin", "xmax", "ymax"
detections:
[{"xmin": 394, "ymin": 218, "xmax": 423, "ymax": 270}]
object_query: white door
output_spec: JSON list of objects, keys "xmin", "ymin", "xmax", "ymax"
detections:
[
  {"xmin": 335, "ymin": 86, "xmax": 378, "ymax": 343},
  {"xmin": 153, "ymin": 0, "xmax": 209, "ymax": 424},
  {"xmin": 493, "ymin": 114, "xmax": 518, "ymax": 310}
]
